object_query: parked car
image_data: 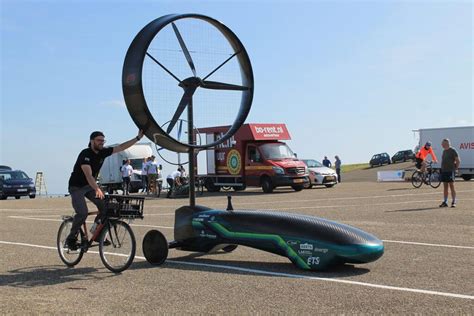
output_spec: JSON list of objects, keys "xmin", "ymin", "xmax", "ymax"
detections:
[
  {"xmin": 391, "ymin": 150, "xmax": 415, "ymax": 163},
  {"xmin": 302, "ymin": 159, "xmax": 338, "ymax": 188},
  {"xmin": 369, "ymin": 153, "xmax": 391, "ymax": 168},
  {"xmin": 0, "ymin": 169, "xmax": 36, "ymax": 200}
]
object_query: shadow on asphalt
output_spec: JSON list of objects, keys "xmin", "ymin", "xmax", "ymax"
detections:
[
  {"xmin": 386, "ymin": 187, "xmax": 418, "ymax": 191},
  {"xmin": 386, "ymin": 207, "xmax": 439, "ymax": 212},
  {"xmin": 0, "ymin": 265, "xmax": 116, "ymax": 288},
  {"xmin": 130, "ymin": 252, "xmax": 370, "ymax": 279}
]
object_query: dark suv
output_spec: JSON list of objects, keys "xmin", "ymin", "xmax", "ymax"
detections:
[
  {"xmin": 369, "ymin": 153, "xmax": 391, "ymax": 168},
  {"xmin": 391, "ymin": 150, "xmax": 415, "ymax": 163},
  {"xmin": 0, "ymin": 169, "xmax": 36, "ymax": 200}
]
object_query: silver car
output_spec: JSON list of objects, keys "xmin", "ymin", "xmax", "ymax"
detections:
[{"xmin": 302, "ymin": 159, "xmax": 338, "ymax": 188}]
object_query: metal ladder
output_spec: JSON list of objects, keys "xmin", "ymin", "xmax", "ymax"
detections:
[{"xmin": 34, "ymin": 172, "xmax": 48, "ymax": 196}]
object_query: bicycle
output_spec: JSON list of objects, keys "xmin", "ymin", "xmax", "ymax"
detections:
[
  {"xmin": 411, "ymin": 161, "xmax": 441, "ymax": 189},
  {"xmin": 57, "ymin": 195, "xmax": 144, "ymax": 273}
]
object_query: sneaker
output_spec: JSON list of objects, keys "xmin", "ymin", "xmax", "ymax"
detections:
[
  {"xmin": 65, "ymin": 238, "xmax": 78, "ymax": 251},
  {"xmin": 451, "ymin": 202, "xmax": 456, "ymax": 208},
  {"xmin": 439, "ymin": 202, "xmax": 448, "ymax": 208}
]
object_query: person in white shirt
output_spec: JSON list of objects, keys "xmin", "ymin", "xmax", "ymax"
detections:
[
  {"xmin": 166, "ymin": 168, "xmax": 182, "ymax": 198},
  {"xmin": 120, "ymin": 159, "xmax": 133, "ymax": 195},
  {"xmin": 146, "ymin": 156, "xmax": 159, "ymax": 195}
]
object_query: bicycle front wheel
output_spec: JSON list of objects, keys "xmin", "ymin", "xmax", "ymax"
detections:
[
  {"xmin": 99, "ymin": 220, "xmax": 136, "ymax": 273},
  {"xmin": 57, "ymin": 218, "xmax": 85, "ymax": 267},
  {"xmin": 429, "ymin": 170, "xmax": 441, "ymax": 188},
  {"xmin": 411, "ymin": 171, "xmax": 423, "ymax": 188}
]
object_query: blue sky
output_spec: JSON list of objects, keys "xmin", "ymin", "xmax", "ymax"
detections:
[{"xmin": 1, "ymin": 0, "xmax": 472, "ymax": 194}]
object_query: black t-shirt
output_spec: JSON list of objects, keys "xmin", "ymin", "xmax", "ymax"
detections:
[{"xmin": 68, "ymin": 147, "xmax": 114, "ymax": 188}]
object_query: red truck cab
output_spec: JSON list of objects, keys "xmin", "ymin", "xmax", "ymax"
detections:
[{"xmin": 198, "ymin": 124, "xmax": 308, "ymax": 193}]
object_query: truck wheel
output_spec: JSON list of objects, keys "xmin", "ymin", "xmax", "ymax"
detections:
[
  {"xmin": 461, "ymin": 174, "xmax": 472, "ymax": 181},
  {"xmin": 205, "ymin": 178, "xmax": 220, "ymax": 192},
  {"xmin": 261, "ymin": 177, "xmax": 274, "ymax": 193},
  {"xmin": 233, "ymin": 185, "xmax": 246, "ymax": 191},
  {"xmin": 292, "ymin": 184, "xmax": 304, "ymax": 191}
]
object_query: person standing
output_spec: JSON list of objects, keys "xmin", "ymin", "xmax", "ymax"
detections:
[
  {"xmin": 147, "ymin": 156, "xmax": 159, "ymax": 195},
  {"xmin": 439, "ymin": 139, "xmax": 460, "ymax": 208},
  {"xmin": 66, "ymin": 130, "xmax": 143, "ymax": 250},
  {"xmin": 322, "ymin": 156, "xmax": 332, "ymax": 168},
  {"xmin": 141, "ymin": 158, "xmax": 148, "ymax": 193},
  {"xmin": 334, "ymin": 155, "xmax": 342, "ymax": 183},
  {"xmin": 120, "ymin": 159, "xmax": 133, "ymax": 195}
]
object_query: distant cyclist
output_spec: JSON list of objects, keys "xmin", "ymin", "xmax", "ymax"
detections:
[
  {"xmin": 415, "ymin": 141, "xmax": 438, "ymax": 174},
  {"xmin": 65, "ymin": 130, "xmax": 143, "ymax": 250}
]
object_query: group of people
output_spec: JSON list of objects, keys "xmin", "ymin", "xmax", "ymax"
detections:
[
  {"xmin": 140, "ymin": 156, "xmax": 162, "ymax": 195},
  {"xmin": 415, "ymin": 140, "xmax": 460, "ymax": 208},
  {"xmin": 119, "ymin": 156, "xmax": 162, "ymax": 195},
  {"xmin": 322, "ymin": 155, "xmax": 342, "ymax": 183}
]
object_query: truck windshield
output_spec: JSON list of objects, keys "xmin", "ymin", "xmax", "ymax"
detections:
[{"xmin": 259, "ymin": 143, "xmax": 296, "ymax": 160}]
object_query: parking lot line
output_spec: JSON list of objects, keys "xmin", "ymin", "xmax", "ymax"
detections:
[
  {"xmin": 236, "ymin": 189, "xmax": 474, "ymax": 205},
  {"xmin": 382, "ymin": 240, "xmax": 474, "ymax": 250},
  {"xmin": 0, "ymin": 240, "xmax": 473, "ymax": 300}
]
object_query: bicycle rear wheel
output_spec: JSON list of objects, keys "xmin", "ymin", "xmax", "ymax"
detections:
[
  {"xmin": 411, "ymin": 171, "xmax": 423, "ymax": 188},
  {"xmin": 99, "ymin": 220, "xmax": 136, "ymax": 273},
  {"xmin": 57, "ymin": 218, "xmax": 85, "ymax": 267},
  {"xmin": 429, "ymin": 170, "xmax": 441, "ymax": 188}
]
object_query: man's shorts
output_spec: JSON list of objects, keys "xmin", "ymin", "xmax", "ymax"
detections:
[
  {"xmin": 415, "ymin": 158, "xmax": 423, "ymax": 169},
  {"xmin": 440, "ymin": 171, "xmax": 455, "ymax": 183}
]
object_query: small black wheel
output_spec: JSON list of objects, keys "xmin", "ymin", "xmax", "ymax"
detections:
[
  {"xmin": 15, "ymin": 196, "xmax": 20, "ymax": 200},
  {"xmin": 143, "ymin": 230, "xmax": 168, "ymax": 265},
  {"xmin": 29, "ymin": 195, "xmax": 36, "ymax": 199},
  {"xmin": 261, "ymin": 177, "xmax": 273, "ymax": 193},
  {"xmin": 99, "ymin": 221, "xmax": 136, "ymax": 273},
  {"xmin": 461, "ymin": 174, "xmax": 472, "ymax": 181},
  {"xmin": 324, "ymin": 184, "xmax": 335, "ymax": 188},
  {"xmin": 222, "ymin": 245, "xmax": 238, "ymax": 253},
  {"xmin": 57, "ymin": 218, "xmax": 85, "ymax": 267},
  {"xmin": 411, "ymin": 171, "xmax": 423, "ymax": 188}
]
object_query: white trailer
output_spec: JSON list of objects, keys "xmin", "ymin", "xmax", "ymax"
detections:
[
  {"xmin": 98, "ymin": 143, "xmax": 154, "ymax": 193},
  {"xmin": 416, "ymin": 126, "xmax": 474, "ymax": 181}
]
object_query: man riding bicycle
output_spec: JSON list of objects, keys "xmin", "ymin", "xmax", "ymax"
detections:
[
  {"xmin": 415, "ymin": 141, "xmax": 438, "ymax": 173},
  {"xmin": 65, "ymin": 130, "xmax": 144, "ymax": 250}
]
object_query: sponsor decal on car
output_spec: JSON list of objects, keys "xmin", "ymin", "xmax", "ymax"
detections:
[
  {"xmin": 307, "ymin": 256, "xmax": 320, "ymax": 265},
  {"xmin": 300, "ymin": 243, "xmax": 313, "ymax": 250}
]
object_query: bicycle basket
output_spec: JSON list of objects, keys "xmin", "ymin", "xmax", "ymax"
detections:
[{"xmin": 105, "ymin": 195, "xmax": 144, "ymax": 219}]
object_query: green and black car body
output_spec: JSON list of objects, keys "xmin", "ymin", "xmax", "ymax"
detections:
[{"xmin": 173, "ymin": 205, "xmax": 384, "ymax": 270}]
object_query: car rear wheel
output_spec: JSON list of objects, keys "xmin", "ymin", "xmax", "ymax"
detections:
[
  {"xmin": 29, "ymin": 195, "xmax": 36, "ymax": 199},
  {"xmin": 461, "ymin": 174, "xmax": 472, "ymax": 181}
]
